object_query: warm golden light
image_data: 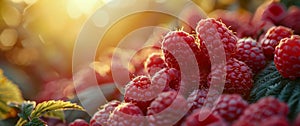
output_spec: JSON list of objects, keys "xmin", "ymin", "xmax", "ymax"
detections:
[{"xmin": 67, "ymin": 0, "xmax": 104, "ymax": 19}]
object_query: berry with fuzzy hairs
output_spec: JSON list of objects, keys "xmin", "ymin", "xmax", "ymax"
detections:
[
  {"xmin": 235, "ymin": 38, "xmax": 266, "ymax": 73},
  {"xmin": 274, "ymin": 35, "xmax": 300, "ymax": 79},
  {"xmin": 187, "ymin": 88, "xmax": 220, "ymax": 113},
  {"xmin": 124, "ymin": 76, "xmax": 154, "ymax": 114},
  {"xmin": 233, "ymin": 97, "xmax": 289, "ymax": 126},
  {"xmin": 162, "ymin": 30, "xmax": 197, "ymax": 71},
  {"xmin": 182, "ymin": 109, "xmax": 227, "ymax": 126},
  {"xmin": 69, "ymin": 119, "xmax": 89, "ymax": 126},
  {"xmin": 147, "ymin": 91, "xmax": 188, "ymax": 125},
  {"xmin": 90, "ymin": 100, "xmax": 121, "ymax": 126},
  {"xmin": 208, "ymin": 58, "xmax": 253, "ymax": 99},
  {"xmin": 161, "ymin": 31, "xmax": 210, "ymax": 89},
  {"xmin": 212, "ymin": 94, "xmax": 248, "ymax": 122},
  {"xmin": 161, "ymin": 31, "xmax": 210, "ymax": 72},
  {"xmin": 107, "ymin": 102, "xmax": 144, "ymax": 126},
  {"xmin": 144, "ymin": 53, "xmax": 167, "ymax": 76},
  {"xmin": 196, "ymin": 18, "xmax": 238, "ymax": 58},
  {"xmin": 261, "ymin": 26, "xmax": 293, "ymax": 59}
]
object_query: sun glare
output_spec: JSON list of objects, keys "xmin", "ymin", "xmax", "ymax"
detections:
[{"xmin": 67, "ymin": 0, "xmax": 105, "ymax": 19}]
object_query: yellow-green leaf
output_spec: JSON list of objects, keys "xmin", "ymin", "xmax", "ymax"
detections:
[
  {"xmin": 30, "ymin": 100, "xmax": 84, "ymax": 118},
  {"xmin": 42, "ymin": 110, "xmax": 65, "ymax": 121},
  {"xmin": 0, "ymin": 69, "xmax": 23, "ymax": 119}
]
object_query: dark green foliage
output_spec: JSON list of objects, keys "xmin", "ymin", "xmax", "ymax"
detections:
[
  {"xmin": 250, "ymin": 61, "xmax": 300, "ymax": 120},
  {"xmin": 281, "ymin": 0, "xmax": 300, "ymax": 8}
]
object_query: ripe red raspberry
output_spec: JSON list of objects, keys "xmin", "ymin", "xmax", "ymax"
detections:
[
  {"xmin": 274, "ymin": 35, "xmax": 300, "ymax": 79},
  {"xmin": 235, "ymin": 38, "xmax": 266, "ymax": 73},
  {"xmin": 147, "ymin": 91, "xmax": 188, "ymax": 125},
  {"xmin": 130, "ymin": 47, "xmax": 161, "ymax": 78},
  {"xmin": 90, "ymin": 100, "xmax": 121, "ymax": 126},
  {"xmin": 144, "ymin": 53, "xmax": 167, "ymax": 76},
  {"xmin": 124, "ymin": 76, "xmax": 154, "ymax": 114},
  {"xmin": 259, "ymin": 116, "xmax": 289, "ymax": 126},
  {"xmin": 163, "ymin": 68, "xmax": 181, "ymax": 91},
  {"xmin": 260, "ymin": 26, "xmax": 293, "ymax": 59},
  {"xmin": 233, "ymin": 97, "xmax": 289, "ymax": 126},
  {"xmin": 162, "ymin": 30, "xmax": 196, "ymax": 70},
  {"xmin": 69, "ymin": 119, "xmax": 89, "ymax": 126},
  {"xmin": 182, "ymin": 109, "xmax": 227, "ymax": 126},
  {"xmin": 107, "ymin": 102, "xmax": 144, "ymax": 126},
  {"xmin": 212, "ymin": 94, "xmax": 248, "ymax": 122},
  {"xmin": 196, "ymin": 18, "xmax": 238, "ymax": 58},
  {"xmin": 161, "ymin": 31, "xmax": 210, "ymax": 89},
  {"xmin": 161, "ymin": 30, "xmax": 210, "ymax": 72},
  {"xmin": 208, "ymin": 58, "xmax": 253, "ymax": 99},
  {"xmin": 187, "ymin": 88, "xmax": 220, "ymax": 113}
]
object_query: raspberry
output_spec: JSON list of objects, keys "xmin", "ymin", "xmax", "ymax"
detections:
[
  {"xmin": 260, "ymin": 26, "xmax": 293, "ymax": 59},
  {"xmin": 274, "ymin": 35, "xmax": 300, "ymax": 79},
  {"xmin": 162, "ymin": 30, "xmax": 210, "ymax": 71},
  {"xmin": 235, "ymin": 38, "xmax": 266, "ymax": 73},
  {"xmin": 234, "ymin": 97, "xmax": 289, "ymax": 126},
  {"xmin": 182, "ymin": 109, "xmax": 227, "ymax": 126},
  {"xmin": 162, "ymin": 30, "xmax": 196, "ymax": 70},
  {"xmin": 261, "ymin": 2, "xmax": 287, "ymax": 25},
  {"xmin": 124, "ymin": 76, "xmax": 154, "ymax": 114},
  {"xmin": 90, "ymin": 100, "xmax": 121, "ymax": 126},
  {"xmin": 144, "ymin": 53, "xmax": 167, "ymax": 76},
  {"xmin": 107, "ymin": 102, "xmax": 144, "ymax": 126},
  {"xmin": 162, "ymin": 31, "xmax": 210, "ymax": 89},
  {"xmin": 281, "ymin": 6, "xmax": 300, "ymax": 34},
  {"xmin": 130, "ymin": 47, "xmax": 161, "ymax": 77},
  {"xmin": 212, "ymin": 94, "xmax": 248, "ymax": 122},
  {"xmin": 69, "ymin": 119, "xmax": 89, "ymax": 126},
  {"xmin": 164, "ymin": 68, "xmax": 181, "ymax": 91},
  {"xmin": 259, "ymin": 116, "xmax": 289, "ymax": 126},
  {"xmin": 196, "ymin": 18, "xmax": 238, "ymax": 58},
  {"xmin": 208, "ymin": 58, "xmax": 253, "ymax": 99},
  {"xmin": 187, "ymin": 88, "xmax": 220, "ymax": 113},
  {"xmin": 147, "ymin": 91, "xmax": 188, "ymax": 125}
]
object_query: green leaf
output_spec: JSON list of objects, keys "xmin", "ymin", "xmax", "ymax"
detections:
[
  {"xmin": 42, "ymin": 110, "xmax": 65, "ymax": 121},
  {"xmin": 30, "ymin": 100, "xmax": 84, "ymax": 119},
  {"xmin": 24, "ymin": 117, "xmax": 45, "ymax": 126},
  {"xmin": 287, "ymin": 83, "xmax": 300, "ymax": 119},
  {"xmin": 250, "ymin": 61, "xmax": 300, "ymax": 120},
  {"xmin": 16, "ymin": 118, "xmax": 27, "ymax": 126},
  {"xmin": 0, "ymin": 69, "xmax": 24, "ymax": 119},
  {"xmin": 280, "ymin": 0, "xmax": 300, "ymax": 8},
  {"xmin": 277, "ymin": 81, "xmax": 295, "ymax": 102},
  {"xmin": 18, "ymin": 101, "xmax": 36, "ymax": 121}
]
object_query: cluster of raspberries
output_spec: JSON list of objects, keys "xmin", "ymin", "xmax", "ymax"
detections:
[{"xmin": 69, "ymin": 1, "xmax": 300, "ymax": 126}]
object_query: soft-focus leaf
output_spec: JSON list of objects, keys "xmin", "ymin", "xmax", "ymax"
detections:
[{"xmin": 0, "ymin": 69, "xmax": 23, "ymax": 119}]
